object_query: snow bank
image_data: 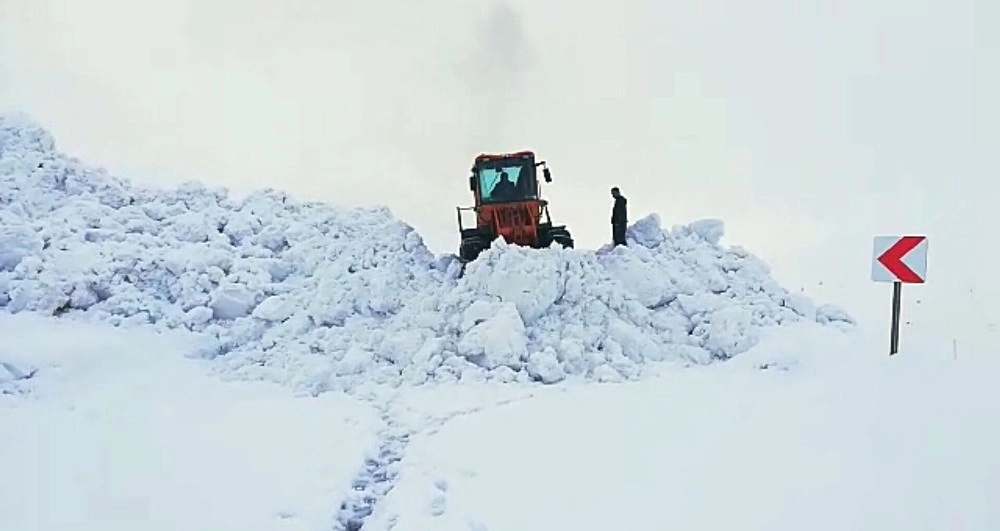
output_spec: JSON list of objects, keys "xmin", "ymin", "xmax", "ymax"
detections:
[{"xmin": 0, "ymin": 114, "xmax": 853, "ymax": 392}]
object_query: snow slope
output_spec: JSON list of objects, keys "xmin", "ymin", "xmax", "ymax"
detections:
[
  {"xmin": 366, "ymin": 324, "xmax": 1000, "ymax": 531},
  {"xmin": 0, "ymin": 113, "xmax": 852, "ymax": 394},
  {"xmin": 0, "ymin": 312, "xmax": 381, "ymax": 531}
]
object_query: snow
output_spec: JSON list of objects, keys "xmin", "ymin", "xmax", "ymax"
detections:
[
  {"xmin": 0, "ymin": 114, "xmax": 853, "ymax": 395},
  {"xmin": 365, "ymin": 323, "xmax": 1000, "ymax": 531},
  {"xmin": 6, "ymin": 112, "xmax": 996, "ymax": 530},
  {"xmin": 0, "ymin": 312, "xmax": 381, "ymax": 531}
]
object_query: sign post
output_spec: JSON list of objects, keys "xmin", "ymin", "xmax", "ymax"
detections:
[{"xmin": 871, "ymin": 235, "xmax": 928, "ymax": 356}]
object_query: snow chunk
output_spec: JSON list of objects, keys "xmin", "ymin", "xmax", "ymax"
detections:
[
  {"xmin": 701, "ymin": 305, "xmax": 758, "ymax": 359},
  {"xmin": 817, "ymin": 303, "xmax": 855, "ymax": 326},
  {"xmin": 688, "ymin": 218, "xmax": 725, "ymax": 245},
  {"xmin": 459, "ymin": 240, "xmax": 563, "ymax": 324},
  {"xmin": 210, "ymin": 284, "xmax": 259, "ymax": 320},
  {"xmin": 252, "ymin": 295, "xmax": 296, "ymax": 322},
  {"xmin": 0, "ymin": 225, "xmax": 42, "ymax": 272},
  {"xmin": 457, "ymin": 302, "xmax": 528, "ymax": 370},
  {"xmin": 526, "ymin": 349, "xmax": 566, "ymax": 383}
]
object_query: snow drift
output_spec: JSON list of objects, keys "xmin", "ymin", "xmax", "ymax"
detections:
[{"xmin": 0, "ymin": 113, "xmax": 853, "ymax": 392}]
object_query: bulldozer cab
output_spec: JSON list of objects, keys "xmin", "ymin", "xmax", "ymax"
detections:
[
  {"xmin": 468, "ymin": 151, "xmax": 550, "ymax": 206},
  {"xmin": 471, "ymin": 153, "xmax": 537, "ymax": 205}
]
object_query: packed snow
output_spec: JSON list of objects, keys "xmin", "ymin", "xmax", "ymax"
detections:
[
  {"xmin": 0, "ymin": 312, "xmax": 381, "ymax": 531},
  {"xmin": 0, "ymin": 113, "xmax": 853, "ymax": 394}
]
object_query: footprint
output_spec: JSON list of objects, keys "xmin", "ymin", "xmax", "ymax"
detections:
[
  {"xmin": 429, "ymin": 492, "xmax": 446, "ymax": 517},
  {"xmin": 429, "ymin": 477, "xmax": 448, "ymax": 516}
]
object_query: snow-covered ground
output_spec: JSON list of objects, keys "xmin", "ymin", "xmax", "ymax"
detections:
[
  {"xmin": 0, "ymin": 312, "xmax": 381, "ymax": 531},
  {"xmin": 3, "ymin": 112, "xmax": 998, "ymax": 531},
  {"xmin": 368, "ymin": 323, "xmax": 1000, "ymax": 531},
  {"xmin": 8, "ymin": 310, "xmax": 993, "ymax": 531}
]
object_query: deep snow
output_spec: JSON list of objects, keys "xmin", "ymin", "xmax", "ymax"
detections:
[
  {"xmin": 0, "ymin": 113, "xmax": 852, "ymax": 394},
  {"xmin": 3, "ymin": 113, "xmax": 998, "ymax": 531},
  {"xmin": 0, "ymin": 312, "xmax": 381, "ymax": 531},
  {"xmin": 6, "ymin": 312, "xmax": 999, "ymax": 531}
]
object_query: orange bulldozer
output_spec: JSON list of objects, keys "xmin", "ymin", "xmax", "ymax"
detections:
[{"xmin": 456, "ymin": 151, "xmax": 574, "ymax": 263}]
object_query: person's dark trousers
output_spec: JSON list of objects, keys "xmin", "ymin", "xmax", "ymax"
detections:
[{"xmin": 612, "ymin": 223, "xmax": 627, "ymax": 246}]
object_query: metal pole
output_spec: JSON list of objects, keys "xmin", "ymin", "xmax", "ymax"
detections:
[{"xmin": 890, "ymin": 281, "xmax": 902, "ymax": 355}]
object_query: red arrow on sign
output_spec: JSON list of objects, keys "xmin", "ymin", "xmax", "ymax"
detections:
[{"xmin": 877, "ymin": 236, "xmax": 925, "ymax": 283}]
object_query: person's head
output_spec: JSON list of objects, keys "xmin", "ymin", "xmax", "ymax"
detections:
[
  {"xmin": 611, "ymin": 186, "xmax": 620, "ymax": 198},
  {"xmin": 500, "ymin": 170, "xmax": 510, "ymax": 182}
]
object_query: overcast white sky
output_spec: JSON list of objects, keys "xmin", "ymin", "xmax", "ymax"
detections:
[{"xmin": 1, "ymin": 0, "xmax": 996, "ymax": 342}]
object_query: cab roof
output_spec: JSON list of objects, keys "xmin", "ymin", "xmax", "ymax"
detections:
[{"xmin": 473, "ymin": 151, "xmax": 536, "ymax": 164}]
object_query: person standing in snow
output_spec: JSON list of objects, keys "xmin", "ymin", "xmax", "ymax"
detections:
[{"xmin": 611, "ymin": 187, "xmax": 627, "ymax": 246}]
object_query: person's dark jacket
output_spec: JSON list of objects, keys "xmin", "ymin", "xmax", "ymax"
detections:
[
  {"xmin": 492, "ymin": 178, "xmax": 516, "ymax": 200},
  {"xmin": 612, "ymin": 195, "xmax": 627, "ymax": 224}
]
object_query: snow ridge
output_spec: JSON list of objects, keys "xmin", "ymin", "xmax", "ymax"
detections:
[{"xmin": 0, "ymin": 114, "xmax": 854, "ymax": 393}]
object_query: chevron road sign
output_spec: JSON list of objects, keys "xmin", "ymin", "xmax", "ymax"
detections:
[
  {"xmin": 872, "ymin": 235, "xmax": 928, "ymax": 283},
  {"xmin": 871, "ymin": 235, "xmax": 928, "ymax": 356}
]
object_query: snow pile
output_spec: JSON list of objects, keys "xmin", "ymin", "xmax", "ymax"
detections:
[{"xmin": 0, "ymin": 114, "xmax": 853, "ymax": 392}]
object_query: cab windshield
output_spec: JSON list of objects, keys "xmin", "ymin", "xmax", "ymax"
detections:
[{"xmin": 477, "ymin": 159, "xmax": 537, "ymax": 203}]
